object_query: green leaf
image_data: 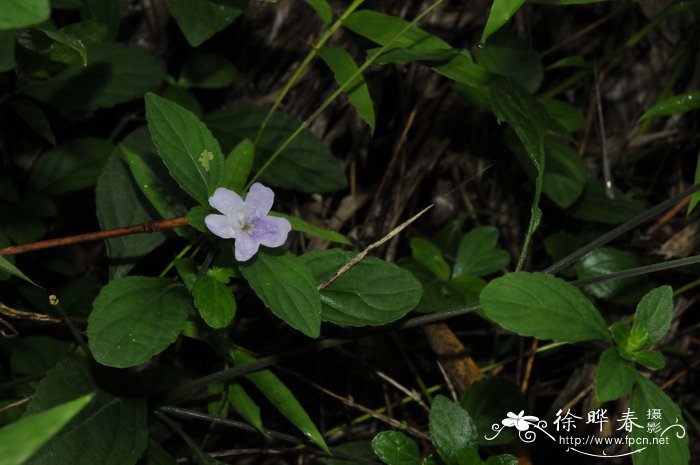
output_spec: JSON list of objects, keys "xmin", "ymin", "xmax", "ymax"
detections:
[
  {"xmin": 429, "ymin": 395, "xmax": 477, "ymax": 465},
  {"xmin": 29, "ymin": 138, "xmax": 114, "ymax": 195},
  {"xmin": 40, "ymin": 28, "xmax": 88, "ymax": 65},
  {"xmin": 145, "ymin": 93, "xmax": 224, "ymax": 205},
  {"xmin": 319, "ymin": 46, "xmax": 375, "ymax": 133},
  {"xmin": 206, "ymin": 105, "xmax": 347, "ymax": 193},
  {"xmin": 568, "ymin": 180, "xmax": 646, "ymax": 224},
  {"xmin": 162, "ymin": 85, "xmax": 204, "ymax": 118},
  {"xmin": 371, "ymin": 431, "xmax": 421, "ymax": 465},
  {"xmin": 410, "ymin": 237, "xmax": 451, "ymax": 280},
  {"xmin": 300, "ymin": 249, "xmax": 422, "ymax": 327},
  {"xmin": 454, "ymin": 227, "xmax": 509, "ymax": 277},
  {"xmin": 0, "ymin": 0, "xmax": 50, "ymax": 30},
  {"xmin": 24, "ymin": 358, "xmax": 148, "ymax": 465},
  {"xmin": 629, "ymin": 374, "xmax": 689, "ymax": 465},
  {"xmin": 87, "ymin": 276, "xmax": 192, "ymax": 368},
  {"xmin": 481, "ymin": 0, "xmax": 525, "ymax": 43},
  {"xmin": 373, "ymin": 47, "xmax": 460, "ymax": 65},
  {"xmin": 0, "ymin": 30, "xmax": 18, "ymax": 71},
  {"xmin": 0, "ymin": 394, "xmax": 92, "ymax": 465},
  {"xmin": 165, "ymin": 0, "xmax": 244, "ymax": 47},
  {"xmin": 632, "ymin": 350, "xmax": 666, "ymax": 370},
  {"xmin": 541, "ymin": 138, "xmax": 586, "ymax": 208},
  {"xmin": 400, "ymin": 258, "xmax": 470, "ymax": 313},
  {"xmin": 343, "ymin": 10, "xmax": 489, "ymax": 89},
  {"xmin": 230, "ymin": 349, "xmax": 329, "ymax": 453},
  {"xmin": 640, "ymin": 91, "xmax": 700, "ymax": 120},
  {"xmin": 539, "ymin": 97, "xmax": 586, "ymax": 133},
  {"xmin": 479, "ymin": 272, "xmax": 609, "ymax": 342},
  {"xmin": 240, "ymin": 250, "xmax": 322, "ymax": 337},
  {"xmin": 475, "ymin": 30, "xmax": 543, "ymax": 93},
  {"xmin": 629, "ymin": 286, "xmax": 674, "ymax": 350},
  {"xmin": 304, "ymin": 0, "xmax": 333, "ymax": 24},
  {"xmin": 227, "ymin": 383, "xmax": 264, "ymax": 432},
  {"xmin": 11, "ymin": 98, "xmax": 56, "ymax": 145},
  {"xmin": 595, "ymin": 348, "xmax": 636, "ymax": 402},
  {"xmin": 179, "ymin": 53, "xmax": 237, "ymax": 89},
  {"xmin": 10, "ymin": 336, "xmax": 70, "ymax": 380},
  {"xmin": 0, "ymin": 256, "xmax": 38, "ymax": 286},
  {"xmin": 187, "ymin": 205, "xmax": 208, "ymax": 232},
  {"xmin": 222, "ymin": 139, "xmax": 254, "ymax": 193},
  {"xmin": 96, "ymin": 151, "xmax": 166, "ymax": 280},
  {"xmin": 460, "ymin": 377, "xmax": 525, "ymax": 446},
  {"xmin": 192, "ymin": 275, "xmax": 237, "ymax": 329},
  {"xmin": 272, "ymin": 211, "xmax": 351, "ymax": 245},
  {"xmin": 22, "ymin": 42, "xmax": 164, "ymax": 110}
]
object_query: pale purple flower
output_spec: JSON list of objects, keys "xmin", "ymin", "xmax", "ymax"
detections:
[{"xmin": 204, "ymin": 183, "xmax": 292, "ymax": 262}]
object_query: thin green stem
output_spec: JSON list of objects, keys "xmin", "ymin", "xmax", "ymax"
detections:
[
  {"xmin": 254, "ymin": 0, "xmax": 366, "ymax": 145},
  {"xmin": 247, "ymin": 0, "xmax": 447, "ymax": 189},
  {"xmin": 571, "ymin": 254, "xmax": 700, "ymax": 288},
  {"xmin": 674, "ymin": 277, "xmax": 700, "ymax": 296},
  {"xmin": 516, "ymin": 162, "xmax": 544, "ymax": 271},
  {"xmin": 158, "ymin": 242, "xmax": 195, "ymax": 278}
]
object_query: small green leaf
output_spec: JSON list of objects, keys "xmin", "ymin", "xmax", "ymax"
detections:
[
  {"xmin": 429, "ymin": 395, "xmax": 477, "ymax": 465},
  {"xmin": 539, "ymin": 98, "xmax": 586, "ymax": 133},
  {"xmin": 192, "ymin": 275, "xmax": 236, "ymax": 329},
  {"xmin": 595, "ymin": 348, "xmax": 635, "ymax": 402},
  {"xmin": 632, "ymin": 350, "xmax": 666, "ymax": 370},
  {"xmin": 301, "ymin": 249, "xmax": 422, "ymax": 326},
  {"xmin": 179, "ymin": 53, "xmax": 237, "ymax": 89},
  {"xmin": 145, "ymin": 93, "xmax": 224, "ymax": 205},
  {"xmin": 610, "ymin": 322, "xmax": 631, "ymax": 353},
  {"xmin": 475, "ymin": 30, "xmax": 543, "ymax": 93},
  {"xmin": 272, "ymin": 211, "xmax": 351, "ymax": 245},
  {"xmin": 640, "ymin": 91, "xmax": 700, "ymax": 121},
  {"xmin": 165, "ymin": 0, "xmax": 243, "ymax": 47},
  {"xmin": 222, "ymin": 139, "xmax": 254, "ymax": 193},
  {"xmin": 629, "ymin": 374, "xmax": 689, "ymax": 465},
  {"xmin": 88, "ymin": 276, "xmax": 192, "ymax": 368},
  {"xmin": 410, "ymin": 237, "xmax": 451, "ymax": 280},
  {"xmin": 304, "ymin": 0, "xmax": 333, "ymax": 24},
  {"xmin": 460, "ymin": 377, "xmax": 525, "ymax": 446},
  {"xmin": 11, "ymin": 98, "xmax": 56, "ymax": 145},
  {"xmin": 453, "ymin": 227, "xmax": 509, "ymax": 277},
  {"xmin": 40, "ymin": 28, "xmax": 88, "ymax": 65},
  {"xmin": 319, "ymin": 46, "xmax": 375, "ymax": 133},
  {"xmin": 0, "ymin": 394, "xmax": 92, "ymax": 465},
  {"xmin": 629, "ymin": 286, "xmax": 674, "ymax": 350},
  {"xmin": 479, "ymin": 272, "xmax": 609, "ymax": 342},
  {"xmin": 481, "ymin": 0, "xmax": 525, "ymax": 43},
  {"xmin": 228, "ymin": 383, "xmax": 264, "ymax": 432},
  {"xmin": 0, "ymin": 0, "xmax": 50, "ymax": 30},
  {"xmin": 174, "ymin": 257, "xmax": 199, "ymax": 290},
  {"xmin": 371, "ymin": 431, "xmax": 421, "ymax": 465},
  {"xmin": 241, "ymin": 251, "xmax": 322, "ymax": 337},
  {"xmin": 0, "ymin": 256, "xmax": 38, "ymax": 286},
  {"xmin": 187, "ymin": 205, "xmax": 208, "ymax": 232},
  {"xmin": 230, "ymin": 349, "xmax": 329, "ymax": 453}
]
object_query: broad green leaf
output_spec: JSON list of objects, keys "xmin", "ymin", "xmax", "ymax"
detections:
[
  {"xmin": 0, "ymin": 256, "xmax": 38, "ymax": 286},
  {"xmin": 165, "ymin": 0, "xmax": 243, "ymax": 47},
  {"xmin": 453, "ymin": 227, "xmax": 509, "ymax": 277},
  {"xmin": 573, "ymin": 247, "xmax": 653, "ymax": 305},
  {"xmin": 481, "ymin": 0, "xmax": 525, "ymax": 43},
  {"xmin": 629, "ymin": 374, "xmax": 689, "ymax": 465},
  {"xmin": 222, "ymin": 139, "xmax": 254, "ymax": 193},
  {"xmin": 629, "ymin": 286, "xmax": 673, "ymax": 350},
  {"xmin": 595, "ymin": 347, "xmax": 635, "ymax": 402},
  {"xmin": 429, "ymin": 395, "xmax": 477, "ymax": 465},
  {"xmin": 271, "ymin": 211, "xmax": 351, "ymax": 245},
  {"xmin": 179, "ymin": 53, "xmax": 237, "ymax": 89},
  {"xmin": 479, "ymin": 272, "xmax": 609, "ymax": 342},
  {"xmin": 632, "ymin": 350, "xmax": 665, "ymax": 370},
  {"xmin": 228, "ymin": 383, "xmax": 264, "ymax": 432},
  {"xmin": 24, "ymin": 358, "xmax": 148, "ymax": 465},
  {"xmin": 568, "ymin": 180, "xmax": 646, "ymax": 224},
  {"xmin": 300, "ymin": 249, "xmax": 422, "ymax": 326},
  {"xmin": 192, "ymin": 275, "xmax": 237, "ymax": 329},
  {"xmin": 344, "ymin": 10, "xmax": 489, "ymax": 88},
  {"xmin": 689, "ymin": 152, "xmax": 699, "ymax": 214},
  {"xmin": 319, "ymin": 46, "xmax": 375, "ymax": 133},
  {"xmin": 230, "ymin": 349, "xmax": 329, "ymax": 453},
  {"xmin": 240, "ymin": 250, "xmax": 322, "ymax": 337},
  {"xmin": 40, "ymin": 28, "xmax": 88, "ymax": 65},
  {"xmin": 22, "ymin": 42, "xmax": 164, "ymax": 109},
  {"xmin": 29, "ymin": 138, "xmax": 114, "ymax": 195},
  {"xmin": 0, "ymin": 0, "xmax": 50, "ymax": 30},
  {"xmin": 11, "ymin": 98, "xmax": 56, "ymax": 145},
  {"xmin": 145, "ymin": 93, "xmax": 224, "ymax": 205},
  {"xmin": 96, "ymin": 151, "xmax": 166, "ymax": 280},
  {"xmin": 542, "ymin": 138, "xmax": 586, "ymax": 208},
  {"xmin": 410, "ymin": 237, "xmax": 450, "ymax": 280},
  {"xmin": 206, "ymin": 105, "xmax": 347, "ymax": 193},
  {"xmin": 87, "ymin": 276, "xmax": 192, "ymax": 367},
  {"xmin": 304, "ymin": 0, "xmax": 333, "ymax": 24},
  {"xmin": 640, "ymin": 91, "xmax": 700, "ymax": 120},
  {"xmin": 371, "ymin": 431, "xmax": 421, "ymax": 465},
  {"xmin": 0, "ymin": 394, "xmax": 92, "ymax": 465},
  {"xmin": 460, "ymin": 377, "xmax": 525, "ymax": 446},
  {"xmin": 539, "ymin": 97, "xmax": 586, "ymax": 133},
  {"xmin": 475, "ymin": 30, "xmax": 543, "ymax": 93}
]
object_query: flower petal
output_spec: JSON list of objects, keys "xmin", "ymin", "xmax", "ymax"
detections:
[
  {"xmin": 252, "ymin": 215, "xmax": 292, "ymax": 248},
  {"xmin": 515, "ymin": 420, "xmax": 530, "ymax": 431},
  {"xmin": 205, "ymin": 214, "xmax": 237, "ymax": 239},
  {"xmin": 209, "ymin": 187, "xmax": 244, "ymax": 217},
  {"xmin": 234, "ymin": 233, "xmax": 261, "ymax": 262},
  {"xmin": 502, "ymin": 419, "xmax": 517, "ymax": 427},
  {"xmin": 244, "ymin": 182, "xmax": 274, "ymax": 217}
]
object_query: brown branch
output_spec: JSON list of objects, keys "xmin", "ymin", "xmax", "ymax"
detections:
[{"xmin": 0, "ymin": 217, "xmax": 189, "ymax": 257}]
